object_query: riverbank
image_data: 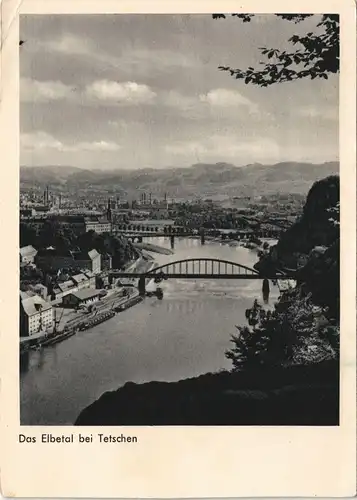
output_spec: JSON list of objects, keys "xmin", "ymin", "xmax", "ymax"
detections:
[
  {"xmin": 20, "ymin": 293, "xmax": 145, "ymax": 353},
  {"xmin": 75, "ymin": 359, "xmax": 339, "ymax": 425},
  {"xmin": 20, "ymin": 253, "xmax": 155, "ymax": 353},
  {"xmin": 20, "ymin": 237, "xmax": 281, "ymax": 425},
  {"xmin": 134, "ymin": 242, "xmax": 174, "ymax": 255}
]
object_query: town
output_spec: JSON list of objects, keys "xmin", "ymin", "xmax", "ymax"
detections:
[{"xmin": 19, "ymin": 183, "xmax": 303, "ymax": 352}]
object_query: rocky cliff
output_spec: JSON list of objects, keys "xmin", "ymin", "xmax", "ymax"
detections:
[{"xmin": 255, "ymin": 175, "xmax": 339, "ymax": 318}]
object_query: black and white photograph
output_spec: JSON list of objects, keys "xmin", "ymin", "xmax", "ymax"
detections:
[{"xmin": 19, "ymin": 13, "xmax": 340, "ymax": 426}]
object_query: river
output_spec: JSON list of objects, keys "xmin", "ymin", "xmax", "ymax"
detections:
[{"xmin": 20, "ymin": 237, "xmax": 279, "ymax": 425}]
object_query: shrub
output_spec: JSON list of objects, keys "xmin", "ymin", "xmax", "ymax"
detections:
[{"xmin": 226, "ymin": 291, "xmax": 339, "ymax": 371}]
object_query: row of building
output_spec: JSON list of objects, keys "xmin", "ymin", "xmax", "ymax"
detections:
[
  {"xmin": 20, "ymin": 245, "xmax": 108, "ymax": 274},
  {"xmin": 20, "ymin": 243, "xmax": 110, "ymax": 337},
  {"xmin": 20, "ymin": 213, "xmax": 112, "ymax": 235},
  {"xmin": 22, "ymin": 269, "xmax": 97, "ymax": 301},
  {"xmin": 20, "ymin": 285, "xmax": 105, "ymax": 337}
]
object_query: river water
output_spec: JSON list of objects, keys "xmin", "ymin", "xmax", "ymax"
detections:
[{"xmin": 20, "ymin": 237, "xmax": 279, "ymax": 425}]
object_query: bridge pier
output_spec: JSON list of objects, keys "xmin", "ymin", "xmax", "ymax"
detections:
[
  {"xmin": 262, "ymin": 278, "xmax": 270, "ymax": 303},
  {"xmin": 200, "ymin": 229, "xmax": 205, "ymax": 245},
  {"xmin": 138, "ymin": 276, "xmax": 146, "ymax": 296},
  {"xmin": 170, "ymin": 235, "xmax": 175, "ymax": 249}
]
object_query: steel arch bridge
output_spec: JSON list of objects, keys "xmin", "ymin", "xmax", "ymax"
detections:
[
  {"xmin": 147, "ymin": 258, "xmax": 259, "ymax": 279},
  {"xmin": 109, "ymin": 258, "xmax": 291, "ymax": 280}
]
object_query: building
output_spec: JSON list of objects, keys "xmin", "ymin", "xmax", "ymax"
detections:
[
  {"xmin": 20, "ymin": 208, "xmax": 35, "ymax": 218},
  {"xmin": 52, "ymin": 280, "xmax": 78, "ymax": 301},
  {"xmin": 71, "ymin": 273, "xmax": 91, "ymax": 290},
  {"xmin": 20, "ymin": 245, "xmax": 38, "ymax": 264},
  {"xmin": 73, "ymin": 249, "xmax": 101, "ymax": 274},
  {"xmin": 33, "ymin": 205, "xmax": 50, "ymax": 215},
  {"xmin": 62, "ymin": 289, "xmax": 102, "ymax": 308},
  {"xmin": 151, "ymin": 205, "xmax": 169, "ymax": 219},
  {"xmin": 27, "ymin": 283, "xmax": 48, "ymax": 301},
  {"xmin": 85, "ymin": 217, "xmax": 111, "ymax": 234},
  {"xmin": 101, "ymin": 253, "xmax": 112, "ymax": 271},
  {"xmin": 55, "ymin": 215, "xmax": 87, "ymax": 234},
  {"xmin": 112, "ymin": 209, "xmax": 130, "ymax": 223},
  {"xmin": 36, "ymin": 248, "xmax": 101, "ymax": 275},
  {"xmin": 130, "ymin": 219, "xmax": 174, "ymax": 229},
  {"xmin": 21, "ymin": 215, "xmax": 87, "ymax": 234},
  {"xmin": 51, "ymin": 272, "xmax": 95, "ymax": 302},
  {"xmin": 83, "ymin": 270, "xmax": 96, "ymax": 288},
  {"xmin": 20, "ymin": 292, "xmax": 53, "ymax": 337}
]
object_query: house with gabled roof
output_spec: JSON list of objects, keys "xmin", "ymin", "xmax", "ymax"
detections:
[{"xmin": 20, "ymin": 292, "xmax": 53, "ymax": 337}]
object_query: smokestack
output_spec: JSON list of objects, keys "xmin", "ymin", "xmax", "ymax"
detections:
[{"xmin": 149, "ymin": 193, "xmax": 152, "ymax": 205}]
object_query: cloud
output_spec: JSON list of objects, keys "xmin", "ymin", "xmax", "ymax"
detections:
[
  {"xmin": 199, "ymin": 88, "xmax": 259, "ymax": 113},
  {"xmin": 21, "ymin": 77, "xmax": 157, "ymax": 107},
  {"xmin": 40, "ymin": 34, "xmax": 199, "ymax": 78},
  {"xmin": 73, "ymin": 141, "xmax": 121, "ymax": 152},
  {"xmin": 21, "ymin": 131, "xmax": 63, "ymax": 150},
  {"xmin": 161, "ymin": 88, "xmax": 260, "ymax": 120},
  {"xmin": 161, "ymin": 91, "xmax": 198, "ymax": 111},
  {"xmin": 85, "ymin": 80, "xmax": 157, "ymax": 104},
  {"xmin": 297, "ymin": 105, "xmax": 338, "ymax": 121},
  {"xmin": 121, "ymin": 47, "xmax": 198, "ymax": 73},
  {"xmin": 21, "ymin": 78, "xmax": 76, "ymax": 102},
  {"xmin": 21, "ymin": 131, "xmax": 121, "ymax": 152},
  {"xmin": 46, "ymin": 34, "xmax": 93, "ymax": 56}
]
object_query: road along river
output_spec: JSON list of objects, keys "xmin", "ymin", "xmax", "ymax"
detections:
[{"xmin": 20, "ymin": 237, "xmax": 279, "ymax": 425}]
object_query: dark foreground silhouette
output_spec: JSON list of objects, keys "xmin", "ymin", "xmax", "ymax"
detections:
[{"xmin": 75, "ymin": 360, "xmax": 339, "ymax": 426}]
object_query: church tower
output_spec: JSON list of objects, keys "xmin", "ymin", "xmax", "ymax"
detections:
[{"xmin": 106, "ymin": 198, "xmax": 112, "ymax": 222}]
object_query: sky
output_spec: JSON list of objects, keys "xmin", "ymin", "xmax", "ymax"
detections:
[{"xmin": 20, "ymin": 14, "xmax": 339, "ymax": 170}]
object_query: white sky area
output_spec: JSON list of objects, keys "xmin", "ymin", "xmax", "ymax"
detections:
[{"xmin": 20, "ymin": 14, "xmax": 339, "ymax": 170}]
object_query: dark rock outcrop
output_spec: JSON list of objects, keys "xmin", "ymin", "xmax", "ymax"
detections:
[
  {"xmin": 75, "ymin": 361, "xmax": 339, "ymax": 426},
  {"xmin": 255, "ymin": 175, "xmax": 339, "ymax": 319},
  {"xmin": 255, "ymin": 175, "xmax": 339, "ymax": 274}
]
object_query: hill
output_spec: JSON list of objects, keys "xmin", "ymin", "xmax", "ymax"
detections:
[
  {"xmin": 20, "ymin": 165, "xmax": 84, "ymax": 185},
  {"xmin": 20, "ymin": 161, "xmax": 339, "ymax": 197}
]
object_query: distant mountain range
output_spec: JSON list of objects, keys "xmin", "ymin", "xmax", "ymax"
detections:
[{"xmin": 20, "ymin": 161, "xmax": 339, "ymax": 199}]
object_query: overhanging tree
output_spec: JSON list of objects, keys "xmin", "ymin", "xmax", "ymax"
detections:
[{"xmin": 213, "ymin": 14, "xmax": 339, "ymax": 86}]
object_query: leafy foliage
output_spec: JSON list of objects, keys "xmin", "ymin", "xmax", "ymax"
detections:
[
  {"xmin": 228, "ymin": 175, "xmax": 340, "ymax": 371},
  {"xmin": 226, "ymin": 290, "xmax": 339, "ymax": 371},
  {"xmin": 76, "ymin": 230, "xmax": 135, "ymax": 268},
  {"xmin": 213, "ymin": 14, "xmax": 339, "ymax": 86},
  {"xmin": 20, "ymin": 221, "xmax": 135, "ymax": 269},
  {"xmin": 327, "ymin": 201, "xmax": 340, "ymax": 227}
]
